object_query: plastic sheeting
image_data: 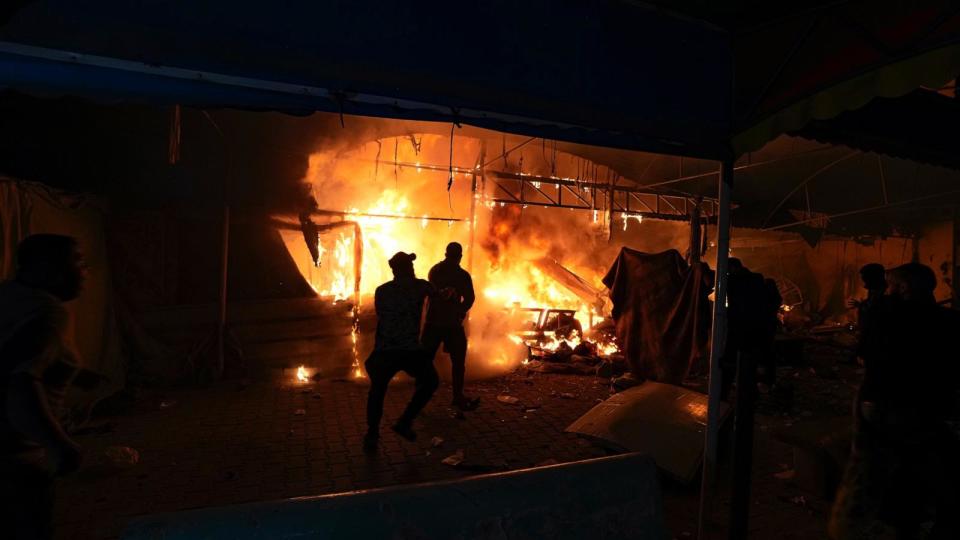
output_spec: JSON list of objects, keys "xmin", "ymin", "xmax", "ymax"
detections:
[
  {"xmin": 602, "ymin": 248, "xmax": 713, "ymax": 384},
  {"xmin": 0, "ymin": 177, "xmax": 124, "ymax": 408}
]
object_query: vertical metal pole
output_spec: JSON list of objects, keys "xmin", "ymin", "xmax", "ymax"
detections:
[
  {"xmin": 698, "ymin": 160, "xmax": 734, "ymax": 539},
  {"xmin": 216, "ymin": 203, "xmax": 230, "ymax": 379},
  {"xmin": 469, "ymin": 145, "xmax": 484, "ymax": 274},
  {"xmin": 689, "ymin": 197, "xmax": 702, "ymax": 265},
  {"xmin": 607, "ymin": 176, "xmax": 616, "ymax": 243},
  {"xmin": 953, "ymin": 206, "xmax": 959, "ymax": 308}
]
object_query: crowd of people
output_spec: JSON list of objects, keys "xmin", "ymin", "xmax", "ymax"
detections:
[
  {"xmin": 830, "ymin": 262, "xmax": 960, "ymax": 539},
  {"xmin": 2, "ymin": 233, "xmax": 959, "ymax": 538}
]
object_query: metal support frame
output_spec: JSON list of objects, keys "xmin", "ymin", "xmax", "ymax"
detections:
[
  {"xmin": 487, "ymin": 170, "xmax": 718, "ymax": 222},
  {"xmin": 698, "ymin": 160, "xmax": 733, "ymax": 539},
  {"xmin": 366, "ymin": 157, "xmax": 716, "ymax": 222}
]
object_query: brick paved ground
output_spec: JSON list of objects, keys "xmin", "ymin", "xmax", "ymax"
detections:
[{"xmin": 54, "ymin": 358, "xmax": 855, "ymax": 539}]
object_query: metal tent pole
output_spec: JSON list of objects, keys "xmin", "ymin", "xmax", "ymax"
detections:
[{"xmin": 697, "ymin": 159, "xmax": 734, "ymax": 539}]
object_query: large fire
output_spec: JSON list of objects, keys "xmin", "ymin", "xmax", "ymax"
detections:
[{"xmin": 284, "ymin": 132, "xmax": 626, "ymax": 376}]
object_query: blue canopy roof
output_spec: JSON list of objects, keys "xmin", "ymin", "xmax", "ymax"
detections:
[{"xmin": 2, "ymin": 1, "xmax": 960, "ymax": 161}]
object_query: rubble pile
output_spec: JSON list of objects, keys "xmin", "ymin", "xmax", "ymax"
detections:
[{"xmin": 522, "ymin": 338, "xmax": 627, "ymax": 378}]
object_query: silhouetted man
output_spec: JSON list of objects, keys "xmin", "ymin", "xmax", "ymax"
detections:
[
  {"xmin": 720, "ymin": 258, "xmax": 767, "ymax": 401},
  {"xmin": 364, "ymin": 252, "xmax": 440, "ymax": 452},
  {"xmin": 1, "ymin": 234, "xmax": 86, "ymax": 540},
  {"xmin": 830, "ymin": 263, "xmax": 959, "ymax": 539},
  {"xmin": 758, "ymin": 278, "xmax": 782, "ymax": 391},
  {"xmin": 849, "ymin": 263, "xmax": 887, "ymax": 367},
  {"xmin": 422, "ymin": 242, "xmax": 479, "ymax": 411}
]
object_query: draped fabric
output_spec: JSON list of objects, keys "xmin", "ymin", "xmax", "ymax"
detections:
[
  {"xmin": 0, "ymin": 177, "xmax": 124, "ymax": 408},
  {"xmin": 602, "ymin": 249, "xmax": 713, "ymax": 384}
]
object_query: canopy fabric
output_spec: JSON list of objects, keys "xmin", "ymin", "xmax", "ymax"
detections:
[
  {"xmin": 0, "ymin": 177, "xmax": 124, "ymax": 409},
  {"xmin": 2, "ymin": 1, "xmax": 960, "ymax": 162}
]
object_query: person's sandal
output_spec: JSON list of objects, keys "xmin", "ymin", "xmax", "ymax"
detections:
[
  {"xmin": 453, "ymin": 397, "xmax": 481, "ymax": 411},
  {"xmin": 363, "ymin": 432, "xmax": 379, "ymax": 453},
  {"xmin": 391, "ymin": 422, "xmax": 417, "ymax": 442}
]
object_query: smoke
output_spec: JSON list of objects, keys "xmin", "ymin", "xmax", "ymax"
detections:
[{"xmin": 283, "ymin": 121, "xmax": 695, "ymax": 379}]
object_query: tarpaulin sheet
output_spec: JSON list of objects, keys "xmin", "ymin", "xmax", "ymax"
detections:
[
  {"xmin": 602, "ymin": 249, "xmax": 712, "ymax": 384},
  {"xmin": 0, "ymin": 177, "xmax": 124, "ymax": 409}
]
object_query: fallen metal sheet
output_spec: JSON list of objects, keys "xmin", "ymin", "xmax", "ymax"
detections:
[
  {"xmin": 122, "ymin": 453, "xmax": 667, "ymax": 540},
  {"xmin": 566, "ymin": 381, "xmax": 730, "ymax": 483}
]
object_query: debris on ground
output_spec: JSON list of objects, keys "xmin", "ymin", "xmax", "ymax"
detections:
[
  {"xmin": 441, "ymin": 449, "xmax": 465, "ymax": 467},
  {"xmin": 294, "ymin": 408, "xmax": 306, "ymax": 416},
  {"xmin": 104, "ymin": 446, "xmax": 140, "ymax": 468},
  {"xmin": 72, "ymin": 422, "xmax": 116, "ymax": 436},
  {"xmin": 773, "ymin": 469, "xmax": 796, "ymax": 480},
  {"xmin": 559, "ymin": 392, "xmax": 575, "ymax": 399},
  {"xmin": 612, "ymin": 373, "xmax": 642, "ymax": 391},
  {"xmin": 497, "ymin": 395, "xmax": 520, "ymax": 405},
  {"xmin": 431, "ymin": 436, "xmax": 444, "ymax": 448},
  {"xmin": 159, "ymin": 399, "xmax": 177, "ymax": 409}
]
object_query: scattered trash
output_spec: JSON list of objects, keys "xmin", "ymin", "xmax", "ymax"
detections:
[
  {"xmin": 497, "ymin": 395, "xmax": 520, "ymax": 405},
  {"xmin": 524, "ymin": 408, "xmax": 539, "ymax": 413},
  {"xmin": 294, "ymin": 409, "xmax": 306, "ymax": 416},
  {"xmin": 442, "ymin": 449, "xmax": 465, "ymax": 467},
  {"xmin": 72, "ymin": 422, "xmax": 116, "ymax": 436},
  {"xmin": 104, "ymin": 446, "xmax": 139, "ymax": 468},
  {"xmin": 789, "ymin": 495, "xmax": 808, "ymax": 508},
  {"xmin": 773, "ymin": 469, "xmax": 796, "ymax": 480},
  {"xmin": 159, "ymin": 399, "xmax": 177, "ymax": 409},
  {"xmin": 612, "ymin": 373, "xmax": 642, "ymax": 391},
  {"xmin": 431, "ymin": 436, "xmax": 445, "ymax": 448},
  {"xmin": 536, "ymin": 458, "xmax": 559, "ymax": 467},
  {"xmin": 559, "ymin": 392, "xmax": 575, "ymax": 399}
]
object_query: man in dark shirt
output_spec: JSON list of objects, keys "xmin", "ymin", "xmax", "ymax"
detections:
[
  {"xmin": 422, "ymin": 242, "xmax": 478, "ymax": 411},
  {"xmin": 850, "ymin": 263, "xmax": 886, "ymax": 367},
  {"xmin": 1, "ymin": 234, "xmax": 86, "ymax": 540},
  {"xmin": 720, "ymin": 258, "xmax": 767, "ymax": 401},
  {"xmin": 364, "ymin": 252, "xmax": 441, "ymax": 452},
  {"xmin": 831, "ymin": 263, "xmax": 959, "ymax": 539}
]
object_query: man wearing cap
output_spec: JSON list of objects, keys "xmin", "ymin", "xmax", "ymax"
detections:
[
  {"xmin": 364, "ymin": 251, "xmax": 442, "ymax": 452},
  {"xmin": 423, "ymin": 242, "xmax": 479, "ymax": 411}
]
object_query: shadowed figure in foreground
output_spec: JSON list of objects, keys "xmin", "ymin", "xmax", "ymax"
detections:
[
  {"xmin": 364, "ymin": 252, "xmax": 443, "ymax": 452},
  {"xmin": 1, "ymin": 234, "xmax": 87, "ymax": 540},
  {"xmin": 830, "ymin": 263, "xmax": 960, "ymax": 539},
  {"xmin": 422, "ymin": 242, "xmax": 479, "ymax": 411}
]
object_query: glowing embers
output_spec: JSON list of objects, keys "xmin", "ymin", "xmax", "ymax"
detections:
[
  {"xmin": 296, "ymin": 365, "xmax": 309, "ymax": 383},
  {"xmin": 621, "ymin": 213, "xmax": 643, "ymax": 231}
]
